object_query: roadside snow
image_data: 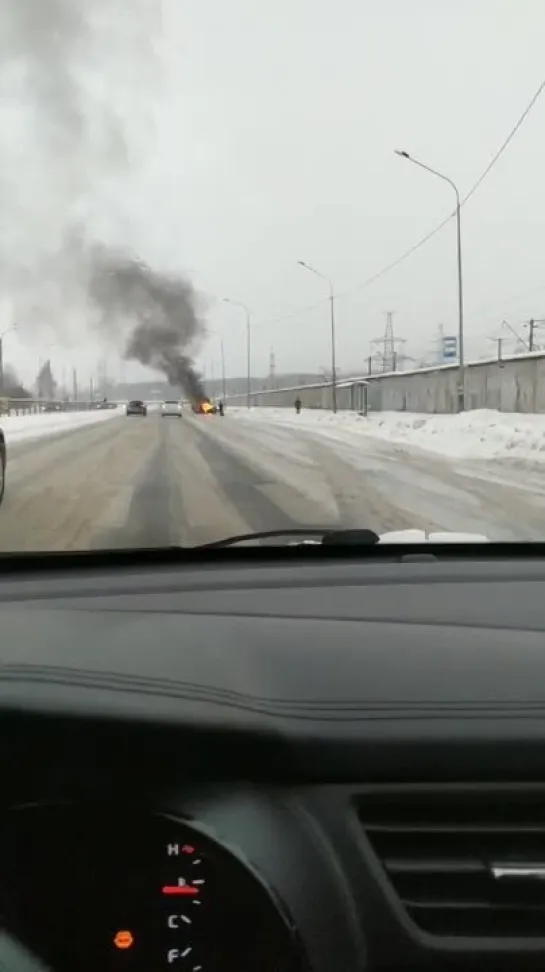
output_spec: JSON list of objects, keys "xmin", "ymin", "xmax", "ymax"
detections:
[
  {"xmin": 0, "ymin": 409, "xmax": 120, "ymax": 446},
  {"xmin": 231, "ymin": 407, "xmax": 545, "ymax": 462}
]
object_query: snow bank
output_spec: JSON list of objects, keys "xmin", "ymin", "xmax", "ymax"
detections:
[
  {"xmin": 232, "ymin": 407, "xmax": 545, "ymax": 462},
  {"xmin": 0, "ymin": 408, "xmax": 120, "ymax": 446}
]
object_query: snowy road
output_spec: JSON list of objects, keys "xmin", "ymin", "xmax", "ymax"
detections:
[
  {"xmin": 194, "ymin": 411, "xmax": 545, "ymax": 542},
  {"xmin": 0, "ymin": 407, "xmax": 543, "ymax": 550}
]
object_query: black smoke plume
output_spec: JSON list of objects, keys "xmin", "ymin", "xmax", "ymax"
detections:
[
  {"xmin": 88, "ymin": 246, "xmax": 206, "ymax": 400},
  {"xmin": 0, "ymin": 0, "xmax": 183, "ymax": 368},
  {"xmin": 3, "ymin": 365, "xmax": 31, "ymax": 399}
]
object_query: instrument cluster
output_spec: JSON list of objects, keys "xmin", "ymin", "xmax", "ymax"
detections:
[{"xmin": 0, "ymin": 803, "xmax": 306, "ymax": 972}]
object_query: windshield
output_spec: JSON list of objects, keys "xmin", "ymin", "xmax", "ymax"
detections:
[{"xmin": 0, "ymin": 2, "xmax": 543, "ymax": 552}]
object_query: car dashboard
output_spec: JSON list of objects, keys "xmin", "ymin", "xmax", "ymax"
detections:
[{"xmin": 2, "ymin": 552, "xmax": 545, "ymax": 971}]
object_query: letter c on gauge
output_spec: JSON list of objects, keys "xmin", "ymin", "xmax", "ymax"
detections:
[{"xmin": 167, "ymin": 914, "xmax": 179, "ymax": 929}]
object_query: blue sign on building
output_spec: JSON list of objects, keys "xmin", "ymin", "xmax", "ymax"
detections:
[{"xmin": 442, "ymin": 335, "xmax": 457, "ymax": 360}]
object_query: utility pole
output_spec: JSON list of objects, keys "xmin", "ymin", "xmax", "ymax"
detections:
[
  {"xmin": 268, "ymin": 347, "xmax": 276, "ymax": 389},
  {"xmin": 487, "ymin": 333, "xmax": 507, "ymax": 366},
  {"xmin": 297, "ymin": 261, "xmax": 337, "ymax": 412},
  {"xmin": 330, "ymin": 286, "xmax": 337, "ymax": 412},
  {"xmin": 72, "ymin": 368, "xmax": 78, "ymax": 402},
  {"xmin": 395, "ymin": 150, "xmax": 465, "ymax": 410},
  {"xmin": 436, "ymin": 323, "xmax": 445, "ymax": 364},
  {"xmin": 220, "ymin": 339, "xmax": 226, "ymax": 400},
  {"xmin": 525, "ymin": 318, "xmax": 545, "ymax": 351},
  {"xmin": 222, "ymin": 298, "xmax": 251, "ymax": 408},
  {"xmin": 247, "ymin": 313, "xmax": 251, "ymax": 407}
]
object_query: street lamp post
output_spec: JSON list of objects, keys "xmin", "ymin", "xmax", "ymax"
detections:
[
  {"xmin": 220, "ymin": 338, "xmax": 226, "ymax": 400},
  {"xmin": 297, "ymin": 261, "xmax": 337, "ymax": 413},
  {"xmin": 207, "ymin": 327, "xmax": 227, "ymax": 401},
  {"xmin": 223, "ymin": 299, "xmax": 251, "ymax": 408},
  {"xmin": 394, "ymin": 150, "xmax": 465, "ymax": 412}
]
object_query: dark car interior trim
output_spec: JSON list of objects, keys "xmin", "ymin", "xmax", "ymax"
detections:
[{"xmin": 2, "ymin": 548, "xmax": 545, "ymax": 970}]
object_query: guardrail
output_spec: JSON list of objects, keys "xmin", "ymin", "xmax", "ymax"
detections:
[{"xmin": 0, "ymin": 399, "xmax": 120, "ymax": 416}]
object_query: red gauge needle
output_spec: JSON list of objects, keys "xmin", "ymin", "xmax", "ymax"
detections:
[{"xmin": 162, "ymin": 885, "xmax": 199, "ymax": 896}]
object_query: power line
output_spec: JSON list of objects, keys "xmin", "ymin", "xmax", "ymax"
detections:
[
  {"xmin": 461, "ymin": 76, "xmax": 545, "ymax": 207},
  {"xmin": 342, "ymin": 75, "xmax": 545, "ymax": 299},
  {"xmin": 260, "ymin": 75, "xmax": 545, "ymax": 329},
  {"xmin": 258, "ymin": 296, "xmax": 325, "ymax": 329}
]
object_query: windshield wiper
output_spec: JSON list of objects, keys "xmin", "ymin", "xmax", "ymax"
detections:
[{"xmin": 195, "ymin": 528, "xmax": 381, "ymax": 549}]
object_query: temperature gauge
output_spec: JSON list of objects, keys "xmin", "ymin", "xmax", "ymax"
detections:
[
  {"xmin": 163, "ymin": 841, "xmax": 207, "ymax": 902},
  {"xmin": 0, "ymin": 807, "xmax": 302, "ymax": 972},
  {"xmin": 161, "ymin": 841, "xmax": 208, "ymax": 970}
]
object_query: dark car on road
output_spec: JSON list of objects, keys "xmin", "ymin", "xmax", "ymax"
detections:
[{"xmin": 126, "ymin": 400, "xmax": 147, "ymax": 417}]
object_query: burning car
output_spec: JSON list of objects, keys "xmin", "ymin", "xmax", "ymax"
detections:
[{"xmin": 193, "ymin": 399, "xmax": 216, "ymax": 415}]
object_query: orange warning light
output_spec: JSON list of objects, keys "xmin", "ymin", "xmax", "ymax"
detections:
[{"xmin": 114, "ymin": 930, "xmax": 134, "ymax": 950}]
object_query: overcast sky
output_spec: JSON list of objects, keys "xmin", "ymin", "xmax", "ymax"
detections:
[{"xmin": 1, "ymin": 0, "xmax": 545, "ymax": 390}]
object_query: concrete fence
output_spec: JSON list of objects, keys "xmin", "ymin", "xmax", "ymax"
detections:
[{"xmin": 225, "ymin": 350, "xmax": 545, "ymax": 414}]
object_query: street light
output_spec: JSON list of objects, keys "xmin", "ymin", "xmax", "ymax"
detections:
[
  {"xmin": 220, "ymin": 337, "xmax": 226, "ymax": 400},
  {"xmin": 206, "ymin": 326, "xmax": 227, "ymax": 401},
  {"xmin": 297, "ymin": 261, "xmax": 337, "ymax": 413},
  {"xmin": 394, "ymin": 149, "xmax": 465, "ymax": 412},
  {"xmin": 223, "ymin": 298, "xmax": 251, "ymax": 408}
]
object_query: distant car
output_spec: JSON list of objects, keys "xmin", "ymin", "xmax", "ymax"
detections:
[
  {"xmin": 161, "ymin": 400, "xmax": 182, "ymax": 418},
  {"xmin": 0, "ymin": 428, "xmax": 5, "ymax": 505},
  {"xmin": 126, "ymin": 400, "xmax": 147, "ymax": 417}
]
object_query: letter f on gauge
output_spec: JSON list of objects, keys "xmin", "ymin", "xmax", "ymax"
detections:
[{"xmin": 167, "ymin": 948, "xmax": 180, "ymax": 963}]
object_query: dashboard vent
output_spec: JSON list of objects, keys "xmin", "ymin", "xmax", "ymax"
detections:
[{"xmin": 358, "ymin": 789, "xmax": 545, "ymax": 939}]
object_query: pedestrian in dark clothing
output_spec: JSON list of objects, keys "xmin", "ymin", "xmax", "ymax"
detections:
[{"xmin": 294, "ymin": 397, "xmax": 302, "ymax": 414}]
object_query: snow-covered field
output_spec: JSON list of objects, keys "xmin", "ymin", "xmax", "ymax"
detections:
[
  {"xmin": 232, "ymin": 407, "xmax": 545, "ymax": 463},
  {"xmin": 0, "ymin": 408, "xmax": 119, "ymax": 446}
]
